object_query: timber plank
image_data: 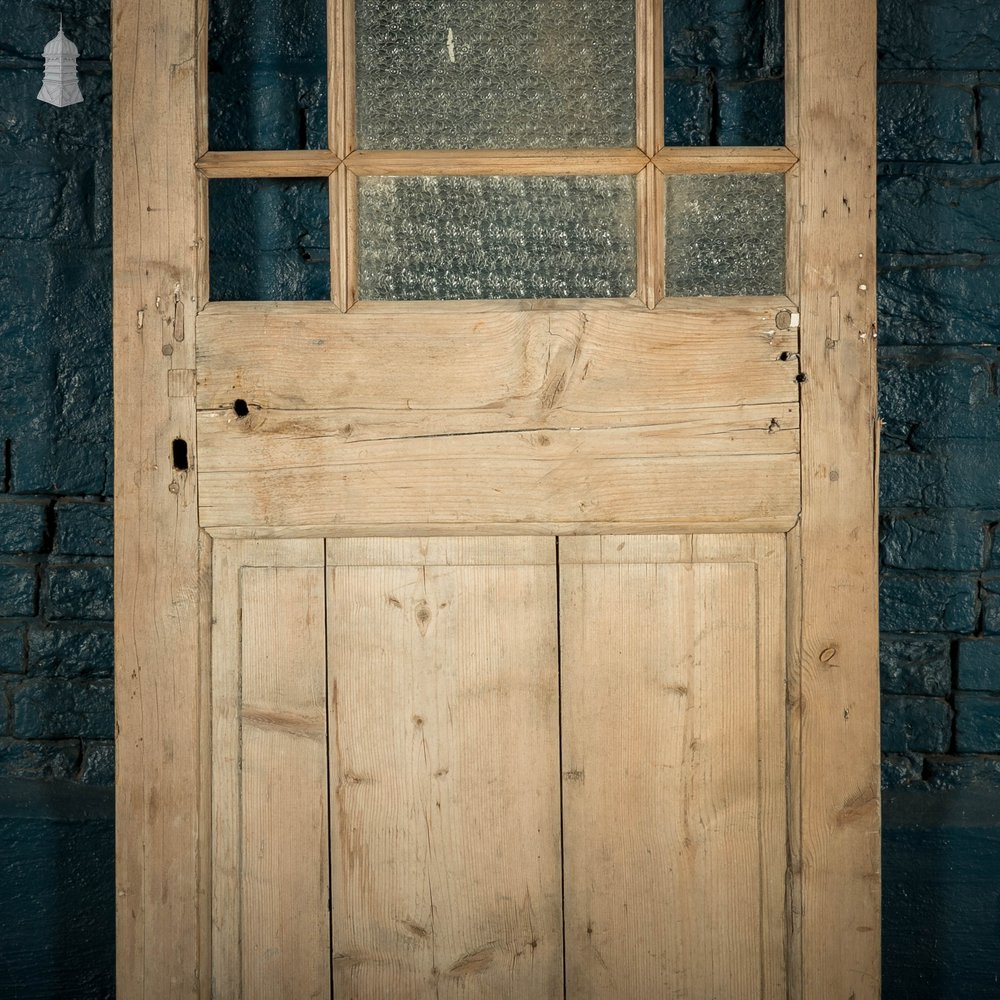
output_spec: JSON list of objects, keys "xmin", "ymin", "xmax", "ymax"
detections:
[
  {"xmin": 560, "ymin": 534, "xmax": 787, "ymax": 999},
  {"xmin": 795, "ymin": 0, "xmax": 881, "ymax": 993},
  {"xmin": 195, "ymin": 305, "xmax": 799, "ymax": 413},
  {"xmin": 112, "ymin": 0, "xmax": 205, "ymax": 995},
  {"xmin": 239, "ymin": 564, "xmax": 330, "ymax": 999},
  {"xmin": 210, "ymin": 540, "xmax": 326, "ymax": 998},
  {"xmin": 196, "ymin": 418, "xmax": 800, "ymax": 533},
  {"xmin": 326, "ymin": 536, "xmax": 562, "ymax": 999}
]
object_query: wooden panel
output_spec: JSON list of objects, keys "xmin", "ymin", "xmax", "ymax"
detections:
[
  {"xmin": 196, "ymin": 302, "xmax": 798, "ymax": 411},
  {"xmin": 211, "ymin": 540, "xmax": 328, "ymax": 999},
  {"xmin": 560, "ymin": 534, "xmax": 786, "ymax": 999},
  {"xmin": 112, "ymin": 0, "xmax": 205, "ymax": 994},
  {"xmin": 795, "ymin": 0, "xmax": 881, "ymax": 990},
  {"xmin": 326, "ymin": 536, "xmax": 562, "ymax": 999},
  {"xmin": 198, "ymin": 416, "xmax": 799, "ymax": 532},
  {"xmin": 195, "ymin": 303, "xmax": 800, "ymax": 532}
]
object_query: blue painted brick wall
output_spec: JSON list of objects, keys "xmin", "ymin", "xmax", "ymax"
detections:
[
  {"xmin": 0, "ymin": 0, "xmax": 113, "ymax": 782},
  {"xmin": 2, "ymin": 0, "xmax": 1000, "ymax": 996},
  {"xmin": 878, "ymin": 0, "xmax": 1000, "ymax": 778}
]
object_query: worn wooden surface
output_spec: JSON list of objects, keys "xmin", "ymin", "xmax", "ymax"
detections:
[
  {"xmin": 195, "ymin": 304, "xmax": 800, "ymax": 533},
  {"xmin": 654, "ymin": 146, "xmax": 798, "ymax": 174},
  {"xmin": 239, "ymin": 565, "xmax": 330, "ymax": 998},
  {"xmin": 795, "ymin": 0, "xmax": 881, "ymax": 993},
  {"xmin": 195, "ymin": 302, "xmax": 798, "ymax": 412},
  {"xmin": 115, "ymin": 0, "xmax": 879, "ymax": 992},
  {"xmin": 326, "ymin": 536, "xmax": 563, "ymax": 998},
  {"xmin": 113, "ymin": 0, "xmax": 205, "ymax": 994},
  {"xmin": 560, "ymin": 534, "xmax": 786, "ymax": 999},
  {"xmin": 210, "ymin": 539, "xmax": 326, "ymax": 998},
  {"xmin": 196, "ymin": 150, "xmax": 339, "ymax": 178},
  {"xmin": 198, "ymin": 420, "xmax": 799, "ymax": 533}
]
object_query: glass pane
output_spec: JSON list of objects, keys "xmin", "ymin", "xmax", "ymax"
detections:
[
  {"xmin": 209, "ymin": 0, "xmax": 327, "ymax": 150},
  {"xmin": 664, "ymin": 0, "xmax": 784, "ymax": 146},
  {"xmin": 355, "ymin": 0, "xmax": 635, "ymax": 150},
  {"xmin": 358, "ymin": 175, "xmax": 636, "ymax": 300},
  {"xmin": 664, "ymin": 173, "xmax": 785, "ymax": 296},
  {"xmin": 210, "ymin": 179, "xmax": 330, "ymax": 300}
]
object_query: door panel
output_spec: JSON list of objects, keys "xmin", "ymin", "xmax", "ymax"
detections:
[
  {"xmin": 195, "ymin": 303, "xmax": 801, "ymax": 534},
  {"xmin": 211, "ymin": 540, "xmax": 330, "ymax": 999},
  {"xmin": 326, "ymin": 537, "xmax": 563, "ymax": 999},
  {"xmin": 560, "ymin": 535, "xmax": 786, "ymax": 999}
]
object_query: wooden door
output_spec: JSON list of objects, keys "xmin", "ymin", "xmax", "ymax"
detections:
[{"xmin": 113, "ymin": 1, "xmax": 879, "ymax": 997}]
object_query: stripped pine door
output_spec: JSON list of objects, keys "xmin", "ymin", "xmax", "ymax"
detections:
[{"xmin": 113, "ymin": 0, "xmax": 879, "ymax": 998}]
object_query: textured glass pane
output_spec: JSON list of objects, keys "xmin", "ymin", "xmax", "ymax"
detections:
[
  {"xmin": 355, "ymin": 0, "xmax": 635, "ymax": 149},
  {"xmin": 665, "ymin": 173, "xmax": 785, "ymax": 296},
  {"xmin": 209, "ymin": 0, "xmax": 327, "ymax": 150},
  {"xmin": 664, "ymin": 0, "xmax": 784, "ymax": 146},
  {"xmin": 210, "ymin": 179, "xmax": 330, "ymax": 300},
  {"xmin": 358, "ymin": 175, "xmax": 636, "ymax": 300}
]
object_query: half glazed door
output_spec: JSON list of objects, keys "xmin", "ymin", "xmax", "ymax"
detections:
[{"xmin": 113, "ymin": 1, "xmax": 879, "ymax": 998}]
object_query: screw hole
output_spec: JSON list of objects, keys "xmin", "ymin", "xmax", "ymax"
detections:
[
  {"xmin": 233, "ymin": 398, "xmax": 249, "ymax": 418},
  {"xmin": 779, "ymin": 351, "xmax": 791, "ymax": 361},
  {"xmin": 172, "ymin": 438, "xmax": 189, "ymax": 471}
]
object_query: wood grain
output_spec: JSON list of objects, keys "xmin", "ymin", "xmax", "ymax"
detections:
[
  {"xmin": 344, "ymin": 148, "xmax": 648, "ymax": 176},
  {"xmin": 197, "ymin": 417, "xmax": 799, "ymax": 533},
  {"xmin": 560, "ymin": 534, "xmax": 787, "ymax": 999},
  {"xmin": 240, "ymin": 565, "xmax": 331, "ymax": 999},
  {"xmin": 654, "ymin": 146, "xmax": 798, "ymax": 174},
  {"xmin": 196, "ymin": 150, "xmax": 340, "ymax": 178},
  {"xmin": 195, "ymin": 304, "xmax": 799, "ymax": 413},
  {"xmin": 326, "ymin": 536, "xmax": 562, "ymax": 998},
  {"xmin": 795, "ymin": 0, "xmax": 881, "ymax": 992},
  {"xmin": 113, "ymin": 0, "xmax": 205, "ymax": 994},
  {"xmin": 210, "ymin": 540, "xmax": 325, "ymax": 997},
  {"xmin": 195, "ymin": 303, "xmax": 800, "ymax": 533}
]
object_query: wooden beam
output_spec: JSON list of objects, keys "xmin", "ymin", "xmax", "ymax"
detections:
[
  {"xmin": 654, "ymin": 146, "xmax": 799, "ymax": 174},
  {"xmin": 344, "ymin": 148, "xmax": 649, "ymax": 176},
  {"xmin": 795, "ymin": 0, "xmax": 880, "ymax": 994},
  {"xmin": 113, "ymin": 0, "xmax": 205, "ymax": 995},
  {"xmin": 194, "ymin": 304, "xmax": 799, "ymax": 414},
  {"xmin": 196, "ymin": 150, "xmax": 340, "ymax": 178}
]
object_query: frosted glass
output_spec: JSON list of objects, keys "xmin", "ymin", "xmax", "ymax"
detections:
[
  {"xmin": 208, "ymin": 0, "xmax": 327, "ymax": 150},
  {"xmin": 663, "ymin": 0, "xmax": 784, "ymax": 146},
  {"xmin": 210, "ymin": 179, "xmax": 330, "ymax": 301},
  {"xmin": 355, "ymin": 0, "xmax": 635, "ymax": 149},
  {"xmin": 358, "ymin": 175, "xmax": 636, "ymax": 300},
  {"xmin": 664, "ymin": 173, "xmax": 785, "ymax": 296}
]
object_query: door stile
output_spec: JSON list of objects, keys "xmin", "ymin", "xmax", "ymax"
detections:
[
  {"xmin": 113, "ymin": 0, "xmax": 207, "ymax": 995},
  {"xmin": 794, "ymin": 0, "xmax": 880, "ymax": 996}
]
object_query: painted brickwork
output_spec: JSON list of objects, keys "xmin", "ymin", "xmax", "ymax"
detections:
[
  {"xmin": 878, "ymin": 0, "xmax": 1000, "ymax": 776},
  {"xmin": 0, "ymin": 0, "xmax": 999, "ymax": 997},
  {"xmin": 0, "ymin": 0, "xmax": 113, "ymax": 793}
]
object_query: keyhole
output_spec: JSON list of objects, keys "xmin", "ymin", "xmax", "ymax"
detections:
[{"xmin": 172, "ymin": 438, "xmax": 189, "ymax": 471}]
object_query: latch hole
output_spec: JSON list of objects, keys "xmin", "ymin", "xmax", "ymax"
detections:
[{"xmin": 172, "ymin": 438, "xmax": 189, "ymax": 471}]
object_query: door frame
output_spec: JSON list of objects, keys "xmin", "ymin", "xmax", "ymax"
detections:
[{"xmin": 112, "ymin": 0, "xmax": 878, "ymax": 995}]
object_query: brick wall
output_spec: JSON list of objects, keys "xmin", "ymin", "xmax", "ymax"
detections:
[
  {"xmin": 1, "ymin": 0, "xmax": 999, "ymax": 997},
  {"xmin": 0, "ymin": 3, "xmax": 115, "ymax": 997},
  {"xmin": 878, "ymin": 0, "xmax": 1000, "ymax": 780},
  {"xmin": 0, "ymin": 1, "xmax": 113, "ymax": 790}
]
